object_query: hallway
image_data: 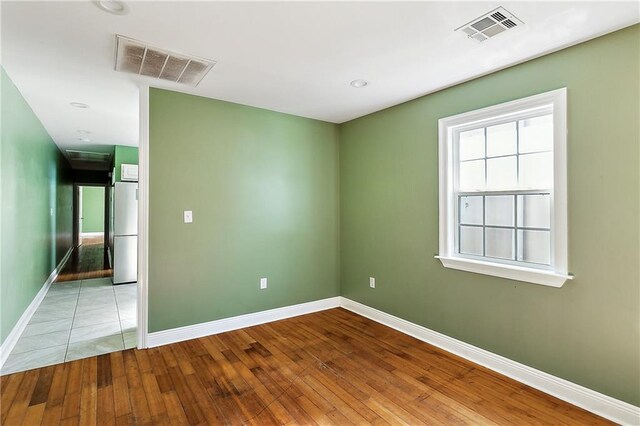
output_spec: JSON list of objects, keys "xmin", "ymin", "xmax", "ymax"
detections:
[
  {"xmin": 56, "ymin": 242, "xmax": 112, "ymax": 282},
  {"xmin": 0, "ymin": 278, "xmax": 136, "ymax": 375}
]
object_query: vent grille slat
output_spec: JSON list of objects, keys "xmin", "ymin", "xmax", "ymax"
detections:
[
  {"xmin": 178, "ymin": 60, "xmax": 209, "ymax": 84},
  {"xmin": 115, "ymin": 35, "xmax": 215, "ymax": 86},
  {"xmin": 455, "ymin": 7, "xmax": 523, "ymax": 43},
  {"xmin": 66, "ymin": 150, "xmax": 112, "ymax": 162},
  {"xmin": 160, "ymin": 56, "xmax": 190, "ymax": 81},
  {"xmin": 139, "ymin": 49, "xmax": 168, "ymax": 78}
]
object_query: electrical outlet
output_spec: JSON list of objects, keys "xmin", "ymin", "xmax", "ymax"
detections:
[
  {"xmin": 369, "ymin": 277, "xmax": 376, "ymax": 288},
  {"xmin": 183, "ymin": 210, "xmax": 193, "ymax": 224},
  {"xmin": 260, "ymin": 277, "xmax": 268, "ymax": 290}
]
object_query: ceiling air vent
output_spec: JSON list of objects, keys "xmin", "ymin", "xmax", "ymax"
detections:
[
  {"xmin": 66, "ymin": 150, "xmax": 112, "ymax": 162},
  {"xmin": 455, "ymin": 7, "xmax": 523, "ymax": 43},
  {"xmin": 114, "ymin": 35, "xmax": 215, "ymax": 86}
]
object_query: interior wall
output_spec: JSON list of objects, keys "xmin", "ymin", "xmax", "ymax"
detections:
[
  {"xmin": 114, "ymin": 145, "xmax": 138, "ymax": 182},
  {"xmin": 0, "ymin": 68, "xmax": 73, "ymax": 344},
  {"xmin": 339, "ymin": 25, "xmax": 639, "ymax": 405},
  {"xmin": 148, "ymin": 88, "xmax": 340, "ymax": 333},
  {"xmin": 80, "ymin": 186, "xmax": 105, "ymax": 234}
]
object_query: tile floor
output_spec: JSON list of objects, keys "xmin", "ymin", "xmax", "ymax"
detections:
[{"xmin": 1, "ymin": 277, "xmax": 137, "ymax": 375}]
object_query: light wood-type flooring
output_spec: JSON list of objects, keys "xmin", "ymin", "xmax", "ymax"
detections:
[{"xmin": 0, "ymin": 308, "xmax": 611, "ymax": 425}]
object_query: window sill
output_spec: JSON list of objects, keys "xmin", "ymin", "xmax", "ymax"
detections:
[{"xmin": 435, "ymin": 256, "xmax": 573, "ymax": 287}]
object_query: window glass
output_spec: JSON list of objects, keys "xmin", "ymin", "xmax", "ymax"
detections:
[
  {"xmin": 487, "ymin": 122, "xmax": 517, "ymax": 157},
  {"xmin": 460, "ymin": 226, "xmax": 483, "ymax": 256},
  {"xmin": 486, "ymin": 228, "xmax": 514, "ymax": 260},
  {"xmin": 517, "ymin": 194, "xmax": 551, "ymax": 229},
  {"xmin": 485, "ymin": 196, "xmax": 514, "ymax": 227},
  {"xmin": 459, "ymin": 160, "xmax": 485, "ymax": 191},
  {"xmin": 517, "ymin": 230, "xmax": 551, "ymax": 264},
  {"xmin": 486, "ymin": 156, "xmax": 517, "ymax": 190},
  {"xmin": 460, "ymin": 196, "xmax": 483, "ymax": 225},
  {"xmin": 519, "ymin": 115, "xmax": 553, "ymax": 153},
  {"xmin": 459, "ymin": 129, "xmax": 485, "ymax": 161},
  {"xmin": 519, "ymin": 152, "xmax": 553, "ymax": 189}
]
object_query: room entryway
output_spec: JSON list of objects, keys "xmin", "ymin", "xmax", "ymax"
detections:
[
  {"xmin": 78, "ymin": 185, "xmax": 106, "ymax": 246},
  {"xmin": 0, "ymin": 278, "xmax": 136, "ymax": 375}
]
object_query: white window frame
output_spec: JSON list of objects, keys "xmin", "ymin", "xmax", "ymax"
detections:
[{"xmin": 436, "ymin": 88, "xmax": 572, "ymax": 287}]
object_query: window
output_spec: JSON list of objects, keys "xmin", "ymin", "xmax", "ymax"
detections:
[{"xmin": 437, "ymin": 89, "xmax": 572, "ymax": 287}]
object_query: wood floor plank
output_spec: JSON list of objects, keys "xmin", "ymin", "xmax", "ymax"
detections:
[
  {"xmin": 0, "ymin": 308, "xmax": 614, "ymax": 426},
  {"xmin": 1, "ymin": 371, "xmax": 25, "ymax": 424},
  {"xmin": 56, "ymin": 242, "xmax": 112, "ymax": 283}
]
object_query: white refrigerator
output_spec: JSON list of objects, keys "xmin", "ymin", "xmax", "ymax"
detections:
[{"xmin": 113, "ymin": 182, "xmax": 138, "ymax": 284}]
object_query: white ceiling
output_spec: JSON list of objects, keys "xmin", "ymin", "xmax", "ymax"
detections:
[{"xmin": 2, "ymin": 1, "xmax": 638, "ymax": 160}]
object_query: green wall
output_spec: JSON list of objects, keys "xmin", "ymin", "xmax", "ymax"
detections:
[
  {"xmin": 114, "ymin": 145, "xmax": 138, "ymax": 182},
  {"xmin": 0, "ymin": 68, "xmax": 73, "ymax": 344},
  {"xmin": 80, "ymin": 186, "xmax": 104, "ymax": 233},
  {"xmin": 339, "ymin": 25, "xmax": 639, "ymax": 406},
  {"xmin": 148, "ymin": 89, "xmax": 340, "ymax": 333}
]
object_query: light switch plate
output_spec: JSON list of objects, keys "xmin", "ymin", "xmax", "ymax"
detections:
[
  {"xmin": 369, "ymin": 277, "xmax": 376, "ymax": 288},
  {"xmin": 183, "ymin": 210, "xmax": 193, "ymax": 224},
  {"xmin": 260, "ymin": 278, "xmax": 268, "ymax": 290}
]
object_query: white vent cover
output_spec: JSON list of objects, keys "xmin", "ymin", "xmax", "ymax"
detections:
[
  {"xmin": 455, "ymin": 7, "xmax": 523, "ymax": 43},
  {"xmin": 66, "ymin": 150, "xmax": 112, "ymax": 162},
  {"xmin": 115, "ymin": 35, "xmax": 216, "ymax": 86}
]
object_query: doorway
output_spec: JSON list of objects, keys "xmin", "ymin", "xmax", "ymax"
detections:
[{"xmin": 78, "ymin": 185, "xmax": 105, "ymax": 246}]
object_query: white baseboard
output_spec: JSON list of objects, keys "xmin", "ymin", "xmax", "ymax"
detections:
[
  {"xmin": 146, "ymin": 296, "xmax": 342, "ymax": 348},
  {"xmin": 339, "ymin": 297, "xmax": 640, "ymax": 426},
  {"xmin": 0, "ymin": 246, "xmax": 73, "ymax": 368},
  {"xmin": 141, "ymin": 293, "xmax": 639, "ymax": 424}
]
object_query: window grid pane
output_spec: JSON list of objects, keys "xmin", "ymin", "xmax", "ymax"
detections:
[
  {"xmin": 456, "ymin": 113, "xmax": 553, "ymax": 266},
  {"xmin": 457, "ymin": 193, "xmax": 551, "ymax": 265}
]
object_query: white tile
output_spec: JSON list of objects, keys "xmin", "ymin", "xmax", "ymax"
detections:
[
  {"xmin": 72, "ymin": 311, "xmax": 120, "ymax": 328},
  {"xmin": 117, "ymin": 307, "xmax": 137, "ymax": 321},
  {"xmin": 42, "ymin": 290, "xmax": 79, "ymax": 303},
  {"xmin": 50, "ymin": 280, "xmax": 82, "ymax": 290},
  {"xmin": 78, "ymin": 288, "xmax": 115, "ymax": 298},
  {"xmin": 75, "ymin": 303, "xmax": 117, "ymax": 317},
  {"xmin": 39, "ymin": 296, "xmax": 78, "ymax": 307},
  {"xmin": 120, "ymin": 317, "xmax": 137, "ymax": 333},
  {"xmin": 76, "ymin": 296, "xmax": 116, "ymax": 309},
  {"xmin": 123, "ymin": 331, "xmax": 137, "ymax": 349},
  {"xmin": 1, "ymin": 345, "xmax": 67, "ymax": 375},
  {"xmin": 65, "ymin": 335, "xmax": 124, "ymax": 362},
  {"xmin": 81, "ymin": 278, "xmax": 113, "ymax": 288},
  {"xmin": 30, "ymin": 309, "xmax": 75, "ymax": 324},
  {"xmin": 23, "ymin": 318, "xmax": 73, "ymax": 337},
  {"xmin": 12, "ymin": 330, "xmax": 70, "ymax": 354},
  {"xmin": 36, "ymin": 302, "xmax": 77, "ymax": 315},
  {"xmin": 69, "ymin": 321, "xmax": 121, "ymax": 343}
]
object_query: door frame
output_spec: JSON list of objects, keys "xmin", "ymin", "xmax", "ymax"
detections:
[
  {"xmin": 137, "ymin": 85, "xmax": 150, "ymax": 349},
  {"xmin": 73, "ymin": 182, "xmax": 109, "ymax": 249}
]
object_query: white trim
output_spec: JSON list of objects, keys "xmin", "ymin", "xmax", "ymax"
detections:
[
  {"xmin": 0, "ymin": 246, "xmax": 73, "ymax": 368},
  {"xmin": 147, "ymin": 297, "xmax": 342, "ymax": 348},
  {"xmin": 437, "ymin": 88, "xmax": 570, "ymax": 287},
  {"xmin": 137, "ymin": 85, "xmax": 150, "ymax": 349},
  {"xmin": 435, "ymin": 256, "xmax": 572, "ymax": 287},
  {"xmin": 339, "ymin": 297, "xmax": 640, "ymax": 426}
]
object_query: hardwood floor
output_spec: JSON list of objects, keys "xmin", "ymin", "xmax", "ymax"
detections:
[
  {"xmin": 56, "ymin": 243, "xmax": 112, "ymax": 283},
  {"xmin": 0, "ymin": 308, "xmax": 611, "ymax": 425}
]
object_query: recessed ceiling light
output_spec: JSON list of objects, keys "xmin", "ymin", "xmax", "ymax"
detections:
[
  {"xmin": 350, "ymin": 79, "xmax": 369, "ymax": 88},
  {"xmin": 77, "ymin": 130, "xmax": 92, "ymax": 135},
  {"xmin": 78, "ymin": 138, "xmax": 91, "ymax": 142},
  {"xmin": 70, "ymin": 102, "xmax": 89, "ymax": 109},
  {"xmin": 95, "ymin": 0, "xmax": 129, "ymax": 15}
]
